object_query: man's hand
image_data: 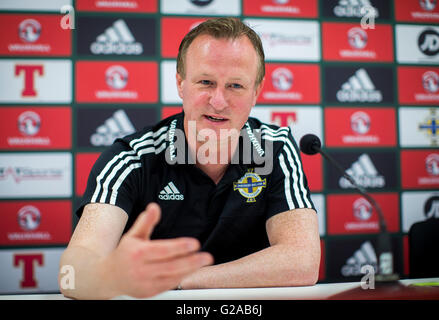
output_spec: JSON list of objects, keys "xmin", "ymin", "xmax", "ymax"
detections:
[{"xmin": 98, "ymin": 203, "xmax": 213, "ymax": 298}]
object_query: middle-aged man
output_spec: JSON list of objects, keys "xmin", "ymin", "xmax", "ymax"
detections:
[{"xmin": 59, "ymin": 17, "xmax": 320, "ymax": 299}]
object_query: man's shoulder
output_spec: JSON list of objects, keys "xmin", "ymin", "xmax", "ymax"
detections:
[
  {"xmin": 246, "ymin": 116, "xmax": 293, "ymax": 144},
  {"xmin": 106, "ymin": 112, "xmax": 182, "ymax": 160}
]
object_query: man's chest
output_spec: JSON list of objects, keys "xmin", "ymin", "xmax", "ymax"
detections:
[{"xmin": 145, "ymin": 166, "xmax": 270, "ymax": 240}]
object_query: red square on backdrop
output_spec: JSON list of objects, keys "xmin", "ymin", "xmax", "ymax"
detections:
[
  {"xmin": 301, "ymin": 153, "xmax": 323, "ymax": 192},
  {"xmin": 76, "ymin": 0, "xmax": 157, "ymax": 12},
  {"xmin": 397, "ymin": 66, "xmax": 439, "ymax": 105},
  {"xmin": 0, "ymin": 107, "xmax": 71, "ymax": 150},
  {"xmin": 161, "ymin": 17, "xmax": 207, "ymax": 58},
  {"xmin": 0, "ymin": 14, "xmax": 71, "ymax": 56},
  {"xmin": 0, "ymin": 201, "xmax": 72, "ymax": 245},
  {"xmin": 322, "ymin": 22, "xmax": 394, "ymax": 62},
  {"xmin": 243, "ymin": 0, "xmax": 318, "ymax": 18},
  {"xmin": 258, "ymin": 63, "xmax": 321, "ymax": 104},
  {"xmin": 401, "ymin": 150, "xmax": 439, "ymax": 189},
  {"xmin": 327, "ymin": 193, "xmax": 400, "ymax": 235},
  {"xmin": 394, "ymin": 0, "xmax": 439, "ymax": 23},
  {"xmin": 324, "ymin": 107, "xmax": 396, "ymax": 147},
  {"xmin": 319, "ymin": 240, "xmax": 326, "ymax": 281},
  {"xmin": 75, "ymin": 152, "xmax": 101, "ymax": 196},
  {"xmin": 162, "ymin": 106, "xmax": 183, "ymax": 119},
  {"xmin": 75, "ymin": 61, "xmax": 158, "ymax": 103}
]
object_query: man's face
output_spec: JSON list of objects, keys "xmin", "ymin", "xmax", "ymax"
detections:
[{"xmin": 177, "ymin": 34, "xmax": 264, "ymax": 142}]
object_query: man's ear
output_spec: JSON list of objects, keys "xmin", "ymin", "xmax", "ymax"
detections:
[{"xmin": 176, "ymin": 73, "xmax": 184, "ymax": 100}]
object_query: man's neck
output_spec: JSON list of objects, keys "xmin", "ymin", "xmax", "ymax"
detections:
[
  {"xmin": 195, "ymin": 162, "xmax": 229, "ymax": 185},
  {"xmin": 184, "ymin": 121, "xmax": 240, "ymax": 185}
]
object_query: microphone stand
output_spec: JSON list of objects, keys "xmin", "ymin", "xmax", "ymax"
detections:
[{"xmin": 315, "ymin": 147, "xmax": 399, "ymax": 283}]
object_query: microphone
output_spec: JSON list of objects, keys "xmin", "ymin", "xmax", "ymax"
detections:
[{"xmin": 300, "ymin": 134, "xmax": 399, "ymax": 282}]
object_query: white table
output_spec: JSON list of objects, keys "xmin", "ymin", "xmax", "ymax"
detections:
[{"xmin": 0, "ymin": 278, "xmax": 438, "ymax": 300}]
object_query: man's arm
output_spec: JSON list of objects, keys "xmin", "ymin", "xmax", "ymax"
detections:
[
  {"xmin": 179, "ymin": 208, "xmax": 320, "ymax": 289},
  {"xmin": 59, "ymin": 202, "xmax": 213, "ymax": 299}
]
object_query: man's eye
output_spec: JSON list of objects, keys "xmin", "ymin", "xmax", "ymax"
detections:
[
  {"xmin": 200, "ymin": 80, "xmax": 212, "ymax": 86},
  {"xmin": 230, "ymin": 83, "xmax": 243, "ymax": 89}
]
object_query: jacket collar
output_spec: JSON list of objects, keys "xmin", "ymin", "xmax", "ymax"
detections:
[{"xmin": 164, "ymin": 112, "xmax": 267, "ymax": 169}]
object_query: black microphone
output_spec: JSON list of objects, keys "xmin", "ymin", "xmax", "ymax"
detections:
[{"xmin": 300, "ymin": 133, "xmax": 399, "ymax": 282}]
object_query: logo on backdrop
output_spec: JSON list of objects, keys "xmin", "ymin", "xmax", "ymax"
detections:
[
  {"xmin": 425, "ymin": 153, "xmax": 439, "ymax": 176},
  {"xmin": 422, "ymin": 70, "xmax": 439, "ymax": 92},
  {"xmin": 348, "ymin": 27, "xmax": 368, "ymax": 49},
  {"xmin": 1, "ymin": 201, "xmax": 72, "ymax": 245},
  {"xmin": 272, "ymin": 67, "xmax": 293, "ymax": 91},
  {"xmin": 321, "ymin": 0, "xmax": 391, "ymax": 20},
  {"xmin": 326, "ymin": 151, "xmax": 397, "ymax": 190},
  {"xmin": 350, "ymin": 111, "xmax": 371, "ymax": 135},
  {"xmin": 336, "ymin": 68, "xmax": 382, "ymax": 103},
  {"xmin": 15, "ymin": 64, "xmax": 43, "ymax": 98},
  {"xmin": 94, "ymin": 64, "xmax": 138, "ymax": 100},
  {"xmin": 271, "ymin": 111, "xmax": 297, "ymax": 127},
  {"xmin": 325, "ymin": 66, "xmax": 393, "ymax": 104},
  {"xmin": 17, "ymin": 205, "xmax": 41, "ymax": 231},
  {"xmin": 339, "ymin": 153, "xmax": 385, "ymax": 188},
  {"xmin": 76, "ymin": 107, "xmax": 157, "ymax": 148},
  {"xmin": 18, "ymin": 19, "xmax": 41, "ymax": 43},
  {"xmin": 420, "ymin": 0, "xmax": 437, "ymax": 11},
  {"xmin": 190, "ymin": 0, "xmax": 214, "ymax": 6},
  {"xmin": 418, "ymin": 28, "xmax": 439, "ymax": 56},
  {"xmin": 341, "ymin": 241, "xmax": 377, "ymax": 277},
  {"xmin": 343, "ymin": 197, "xmax": 379, "ymax": 231},
  {"xmin": 424, "ymin": 195, "xmax": 439, "ymax": 218},
  {"xmin": 105, "ymin": 65, "xmax": 128, "ymax": 90},
  {"xmin": 332, "ymin": 0, "xmax": 380, "ymax": 18},
  {"xmin": 17, "ymin": 111, "xmax": 40, "ymax": 136},
  {"xmin": 0, "ymin": 166, "xmax": 63, "ymax": 184},
  {"xmin": 77, "ymin": 16, "xmax": 156, "ymax": 56},
  {"xmin": 90, "ymin": 19, "xmax": 143, "ymax": 55},
  {"xmin": 90, "ymin": 109, "xmax": 135, "ymax": 146},
  {"xmin": 245, "ymin": 19, "xmax": 320, "ymax": 61},
  {"xmin": 0, "ymin": 15, "xmax": 70, "ymax": 56},
  {"xmin": 418, "ymin": 108, "xmax": 439, "ymax": 144},
  {"xmin": 353, "ymin": 198, "xmax": 373, "ymax": 221}
]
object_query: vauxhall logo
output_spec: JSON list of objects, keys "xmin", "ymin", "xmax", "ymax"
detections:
[
  {"xmin": 18, "ymin": 19, "xmax": 41, "ymax": 43},
  {"xmin": 418, "ymin": 29, "xmax": 439, "ymax": 56},
  {"xmin": 420, "ymin": 0, "xmax": 437, "ymax": 11}
]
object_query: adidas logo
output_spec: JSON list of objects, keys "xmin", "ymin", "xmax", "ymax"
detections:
[
  {"xmin": 339, "ymin": 154, "xmax": 385, "ymax": 189},
  {"xmin": 341, "ymin": 241, "xmax": 378, "ymax": 277},
  {"xmin": 90, "ymin": 110, "xmax": 135, "ymax": 146},
  {"xmin": 334, "ymin": 0, "xmax": 378, "ymax": 18},
  {"xmin": 426, "ymin": 199, "xmax": 439, "ymax": 219},
  {"xmin": 336, "ymin": 68, "xmax": 382, "ymax": 103},
  {"xmin": 159, "ymin": 182, "xmax": 184, "ymax": 201},
  {"xmin": 90, "ymin": 19, "xmax": 143, "ymax": 55}
]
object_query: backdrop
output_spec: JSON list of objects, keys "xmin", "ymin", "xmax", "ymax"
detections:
[{"xmin": 0, "ymin": 0, "xmax": 438, "ymax": 294}]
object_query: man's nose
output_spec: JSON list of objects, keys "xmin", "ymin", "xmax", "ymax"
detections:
[{"xmin": 209, "ymin": 87, "xmax": 228, "ymax": 111}]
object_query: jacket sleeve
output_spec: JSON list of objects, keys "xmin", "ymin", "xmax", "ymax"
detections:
[{"xmin": 263, "ymin": 126, "xmax": 315, "ymax": 219}]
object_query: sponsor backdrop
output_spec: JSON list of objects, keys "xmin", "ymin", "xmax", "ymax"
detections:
[{"xmin": 0, "ymin": 0, "xmax": 438, "ymax": 294}]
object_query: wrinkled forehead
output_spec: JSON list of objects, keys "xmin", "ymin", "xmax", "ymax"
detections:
[{"xmin": 185, "ymin": 35, "xmax": 260, "ymax": 77}]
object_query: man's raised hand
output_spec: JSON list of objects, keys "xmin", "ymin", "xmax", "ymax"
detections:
[{"xmin": 101, "ymin": 203, "xmax": 213, "ymax": 298}]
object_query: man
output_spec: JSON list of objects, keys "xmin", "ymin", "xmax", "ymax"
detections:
[{"xmin": 59, "ymin": 17, "xmax": 320, "ymax": 299}]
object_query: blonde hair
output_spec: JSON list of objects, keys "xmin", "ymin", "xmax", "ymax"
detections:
[{"xmin": 176, "ymin": 17, "xmax": 265, "ymax": 86}]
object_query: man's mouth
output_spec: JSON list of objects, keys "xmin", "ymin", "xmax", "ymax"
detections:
[{"xmin": 204, "ymin": 115, "xmax": 228, "ymax": 122}]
